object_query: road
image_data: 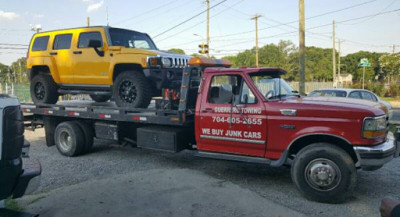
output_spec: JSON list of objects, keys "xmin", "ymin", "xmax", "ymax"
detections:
[{"xmin": 18, "ymin": 128, "xmax": 400, "ymax": 217}]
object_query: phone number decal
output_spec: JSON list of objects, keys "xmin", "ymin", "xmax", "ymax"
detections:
[{"xmin": 212, "ymin": 116, "xmax": 263, "ymax": 125}]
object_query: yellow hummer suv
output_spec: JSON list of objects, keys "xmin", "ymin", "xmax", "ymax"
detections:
[{"xmin": 27, "ymin": 26, "xmax": 190, "ymax": 108}]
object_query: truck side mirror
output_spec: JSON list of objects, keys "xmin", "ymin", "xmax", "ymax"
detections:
[{"xmin": 88, "ymin": 40, "xmax": 104, "ymax": 57}]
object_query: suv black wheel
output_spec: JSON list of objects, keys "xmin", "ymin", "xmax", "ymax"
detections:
[
  {"xmin": 90, "ymin": 94, "xmax": 111, "ymax": 103},
  {"xmin": 113, "ymin": 71, "xmax": 152, "ymax": 108},
  {"xmin": 291, "ymin": 143, "xmax": 357, "ymax": 203},
  {"xmin": 54, "ymin": 121, "xmax": 85, "ymax": 157},
  {"xmin": 30, "ymin": 74, "xmax": 59, "ymax": 104}
]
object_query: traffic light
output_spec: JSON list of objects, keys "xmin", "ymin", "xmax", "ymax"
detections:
[{"xmin": 198, "ymin": 43, "xmax": 209, "ymax": 54}]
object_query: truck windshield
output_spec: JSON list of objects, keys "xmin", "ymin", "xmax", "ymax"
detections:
[
  {"xmin": 250, "ymin": 74, "xmax": 295, "ymax": 100},
  {"xmin": 109, "ymin": 28, "xmax": 157, "ymax": 50}
]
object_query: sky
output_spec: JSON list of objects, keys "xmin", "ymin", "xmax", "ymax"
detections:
[{"xmin": 0, "ymin": 0, "xmax": 399, "ymax": 65}]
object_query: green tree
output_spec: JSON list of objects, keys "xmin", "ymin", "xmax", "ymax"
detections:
[
  {"xmin": 341, "ymin": 51, "xmax": 383, "ymax": 82},
  {"xmin": 379, "ymin": 54, "xmax": 400, "ymax": 83},
  {"xmin": 9, "ymin": 57, "xmax": 27, "ymax": 83},
  {"xmin": 168, "ymin": 48, "xmax": 185, "ymax": 54}
]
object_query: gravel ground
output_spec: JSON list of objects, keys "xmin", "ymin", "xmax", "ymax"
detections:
[{"xmin": 23, "ymin": 128, "xmax": 400, "ymax": 217}]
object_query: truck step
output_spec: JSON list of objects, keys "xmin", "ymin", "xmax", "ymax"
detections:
[{"xmin": 196, "ymin": 151, "xmax": 271, "ymax": 165}]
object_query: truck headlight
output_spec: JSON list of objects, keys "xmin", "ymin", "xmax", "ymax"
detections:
[
  {"xmin": 362, "ymin": 116, "xmax": 388, "ymax": 138},
  {"xmin": 161, "ymin": 58, "xmax": 172, "ymax": 68}
]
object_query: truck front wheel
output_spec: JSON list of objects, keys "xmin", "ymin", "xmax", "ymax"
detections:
[
  {"xmin": 291, "ymin": 143, "xmax": 357, "ymax": 203},
  {"xmin": 30, "ymin": 74, "xmax": 59, "ymax": 104},
  {"xmin": 113, "ymin": 71, "xmax": 152, "ymax": 108}
]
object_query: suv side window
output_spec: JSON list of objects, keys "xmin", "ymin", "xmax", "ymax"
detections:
[
  {"xmin": 53, "ymin": 34, "xmax": 72, "ymax": 50},
  {"xmin": 78, "ymin": 32, "xmax": 103, "ymax": 48},
  {"xmin": 349, "ymin": 91, "xmax": 361, "ymax": 99},
  {"xmin": 32, "ymin": 36, "xmax": 49, "ymax": 51}
]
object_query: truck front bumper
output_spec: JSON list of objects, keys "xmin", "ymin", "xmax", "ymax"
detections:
[{"xmin": 353, "ymin": 136, "xmax": 400, "ymax": 171}]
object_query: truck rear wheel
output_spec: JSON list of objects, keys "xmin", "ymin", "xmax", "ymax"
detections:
[
  {"xmin": 74, "ymin": 121, "xmax": 94, "ymax": 154},
  {"xmin": 54, "ymin": 121, "xmax": 85, "ymax": 157},
  {"xmin": 113, "ymin": 71, "xmax": 152, "ymax": 108},
  {"xmin": 30, "ymin": 74, "xmax": 59, "ymax": 104},
  {"xmin": 291, "ymin": 143, "xmax": 357, "ymax": 203},
  {"xmin": 90, "ymin": 94, "xmax": 111, "ymax": 103}
]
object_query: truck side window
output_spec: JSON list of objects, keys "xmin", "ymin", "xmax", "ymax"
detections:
[
  {"xmin": 32, "ymin": 36, "xmax": 49, "ymax": 51},
  {"xmin": 208, "ymin": 75, "xmax": 240, "ymax": 104},
  {"xmin": 53, "ymin": 34, "xmax": 72, "ymax": 50},
  {"xmin": 240, "ymin": 82, "xmax": 256, "ymax": 104},
  {"xmin": 78, "ymin": 32, "xmax": 103, "ymax": 48}
]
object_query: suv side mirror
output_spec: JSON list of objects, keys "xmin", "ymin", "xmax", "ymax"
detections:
[
  {"xmin": 88, "ymin": 40, "xmax": 102, "ymax": 48},
  {"xmin": 88, "ymin": 40, "xmax": 104, "ymax": 57}
]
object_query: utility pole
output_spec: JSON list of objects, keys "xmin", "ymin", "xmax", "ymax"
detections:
[
  {"xmin": 337, "ymin": 39, "xmax": 341, "ymax": 87},
  {"xmin": 206, "ymin": 0, "xmax": 210, "ymax": 58},
  {"xmin": 87, "ymin": 17, "xmax": 90, "ymax": 27},
  {"xmin": 251, "ymin": 14, "xmax": 261, "ymax": 67},
  {"xmin": 332, "ymin": 20, "xmax": 336, "ymax": 87},
  {"xmin": 19, "ymin": 61, "xmax": 22, "ymax": 83},
  {"xmin": 393, "ymin": 45, "xmax": 395, "ymax": 54},
  {"xmin": 299, "ymin": 0, "xmax": 305, "ymax": 95}
]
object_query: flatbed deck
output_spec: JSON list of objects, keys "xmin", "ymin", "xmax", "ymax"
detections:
[{"xmin": 21, "ymin": 100, "xmax": 194, "ymax": 126}]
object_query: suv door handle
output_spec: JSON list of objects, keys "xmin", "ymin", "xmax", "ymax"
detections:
[
  {"xmin": 73, "ymin": 51, "xmax": 82, "ymax": 54},
  {"xmin": 201, "ymin": 108, "xmax": 213, "ymax": 113},
  {"xmin": 49, "ymin": 52, "xmax": 57, "ymax": 55}
]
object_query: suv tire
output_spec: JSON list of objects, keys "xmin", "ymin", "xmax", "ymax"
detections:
[
  {"xmin": 113, "ymin": 71, "xmax": 152, "ymax": 108},
  {"xmin": 30, "ymin": 74, "xmax": 59, "ymax": 104},
  {"xmin": 291, "ymin": 143, "xmax": 357, "ymax": 203},
  {"xmin": 90, "ymin": 94, "xmax": 111, "ymax": 103}
]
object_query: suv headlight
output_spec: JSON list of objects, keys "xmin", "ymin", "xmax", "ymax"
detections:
[
  {"xmin": 362, "ymin": 116, "xmax": 388, "ymax": 139},
  {"xmin": 161, "ymin": 57, "xmax": 172, "ymax": 68}
]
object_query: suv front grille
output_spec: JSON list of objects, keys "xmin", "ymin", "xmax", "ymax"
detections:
[{"xmin": 171, "ymin": 58, "xmax": 189, "ymax": 68}]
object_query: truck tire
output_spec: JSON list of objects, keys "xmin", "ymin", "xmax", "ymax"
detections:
[
  {"xmin": 54, "ymin": 121, "xmax": 85, "ymax": 157},
  {"xmin": 90, "ymin": 94, "xmax": 111, "ymax": 103},
  {"xmin": 30, "ymin": 74, "xmax": 59, "ymax": 104},
  {"xmin": 291, "ymin": 143, "xmax": 357, "ymax": 203},
  {"xmin": 74, "ymin": 121, "xmax": 94, "ymax": 154},
  {"xmin": 113, "ymin": 71, "xmax": 152, "ymax": 108}
]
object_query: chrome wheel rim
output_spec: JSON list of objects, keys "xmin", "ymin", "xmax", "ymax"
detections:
[
  {"xmin": 304, "ymin": 158, "xmax": 341, "ymax": 191},
  {"xmin": 59, "ymin": 130, "xmax": 73, "ymax": 152},
  {"xmin": 119, "ymin": 80, "xmax": 137, "ymax": 103}
]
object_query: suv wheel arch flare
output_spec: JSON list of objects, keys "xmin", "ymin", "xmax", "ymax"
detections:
[
  {"xmin": 288, "ymin": 134, "xmax": 359, "ymax": 165},
  {"xmin": 112, "ymin": 63, "xmax": 144, "ymax": 82}
]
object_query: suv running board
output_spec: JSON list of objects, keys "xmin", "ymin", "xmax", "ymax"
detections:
[
  {"xmin": 195, "ymin": 150, "xmax": 288, "ymax": 167},
  {"xmin": 58, "ymin": 89, "xmax": 111, "ymax": 95}
]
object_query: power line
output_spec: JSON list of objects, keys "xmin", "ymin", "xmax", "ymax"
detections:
[
  {"xmin": 0, "ymin": 47, "xmax": 27, "ymax": 50},
  {"xmin": 113, "ymin": 0, "xmax": 178, "ymax": 25},
  {"xmin": 153, "ymin": 0, "xmax": 227, "ymax": 38},
  {"xmin": 0, "ymin": 43, "xmax": 28, "ymax": 47},
  {"xmin": 156, "ymin": 0, "xmax": 243, "ymax": 44},
  {"xmin": 210, "ymin": 0, "xmax": 378, "ymax": 38}
]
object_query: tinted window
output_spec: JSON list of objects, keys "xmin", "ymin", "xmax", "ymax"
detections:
[
  {"xmin": 349, "ymin": 91, "xmax": 362, "ymax": 99},
  {"xmin": 109, "ymin": 28, "xmax": 157, "ymax": 50},
  {"xmin": 32, "ymin": 36, "xmax": 49, "ymax": 51},
  {"xmin": 53, "ymin": 34, "xmax": 72, "ymax": 50},
  {"xmin": 78, "ymin": 32, "xmax": 103, "ymax": 48}
]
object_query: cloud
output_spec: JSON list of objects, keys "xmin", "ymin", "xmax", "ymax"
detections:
[
  {"xmin": 33, "ymin": 13, "xmax": 44, "ymax": 19},
  {"xmin": 87, "ymin": 1, "xmax": 104, "ymax": 12},
  {"xmin": 0, "ymin": 10, "xmax": 20, "ymax": 21}
]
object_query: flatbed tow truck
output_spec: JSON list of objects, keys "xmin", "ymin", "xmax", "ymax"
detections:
[{"xmin": 22, "ymin": 57, "xmax": 400, "ymax": 203}]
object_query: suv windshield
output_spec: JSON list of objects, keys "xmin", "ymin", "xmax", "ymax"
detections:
[
  {"xmin": 109, "ymin": 28, "xmax": 157, "ymax": 50},
  {"xmin": 250, "ymin": 73, "xmax": 295, "ymax": 100}
]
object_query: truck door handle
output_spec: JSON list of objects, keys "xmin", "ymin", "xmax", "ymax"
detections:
[
  {"xmin": 201, "ymin": 108, "xmax": 213, "ymax": 113},
  {"xmin": 73, "ymin": 51, "xmax": 82, "ymax": 54},
  {"xmin": 49, "ymin": 52, "xmax": 57, "ymax": 56}
]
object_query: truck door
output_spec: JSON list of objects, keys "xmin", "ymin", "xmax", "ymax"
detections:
[
  {"xmin": 72, "ymin": 29, "xmax": 110, "ymax": 85},
  {"xmin": 197, "ymin": 74, "xmax": 267, "ymax": 157}
]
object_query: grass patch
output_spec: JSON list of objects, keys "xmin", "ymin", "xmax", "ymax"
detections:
[
  {"xmin": 5, "ymin": 199, "xmax": 22, "ymax": 211},
  {"xmin": 381, "ymin": 97, "xmax": 400, "ymax": 102}
]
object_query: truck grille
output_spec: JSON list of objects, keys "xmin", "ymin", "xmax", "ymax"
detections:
[{"xmin": 171, "ymin": 58, "xmax": 189, "ymax": 68}]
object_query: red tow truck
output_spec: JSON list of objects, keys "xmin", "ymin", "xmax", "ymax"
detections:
[{"xmin": 22, "ymin": 57, "xmax": 400, "ymax": 203}]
